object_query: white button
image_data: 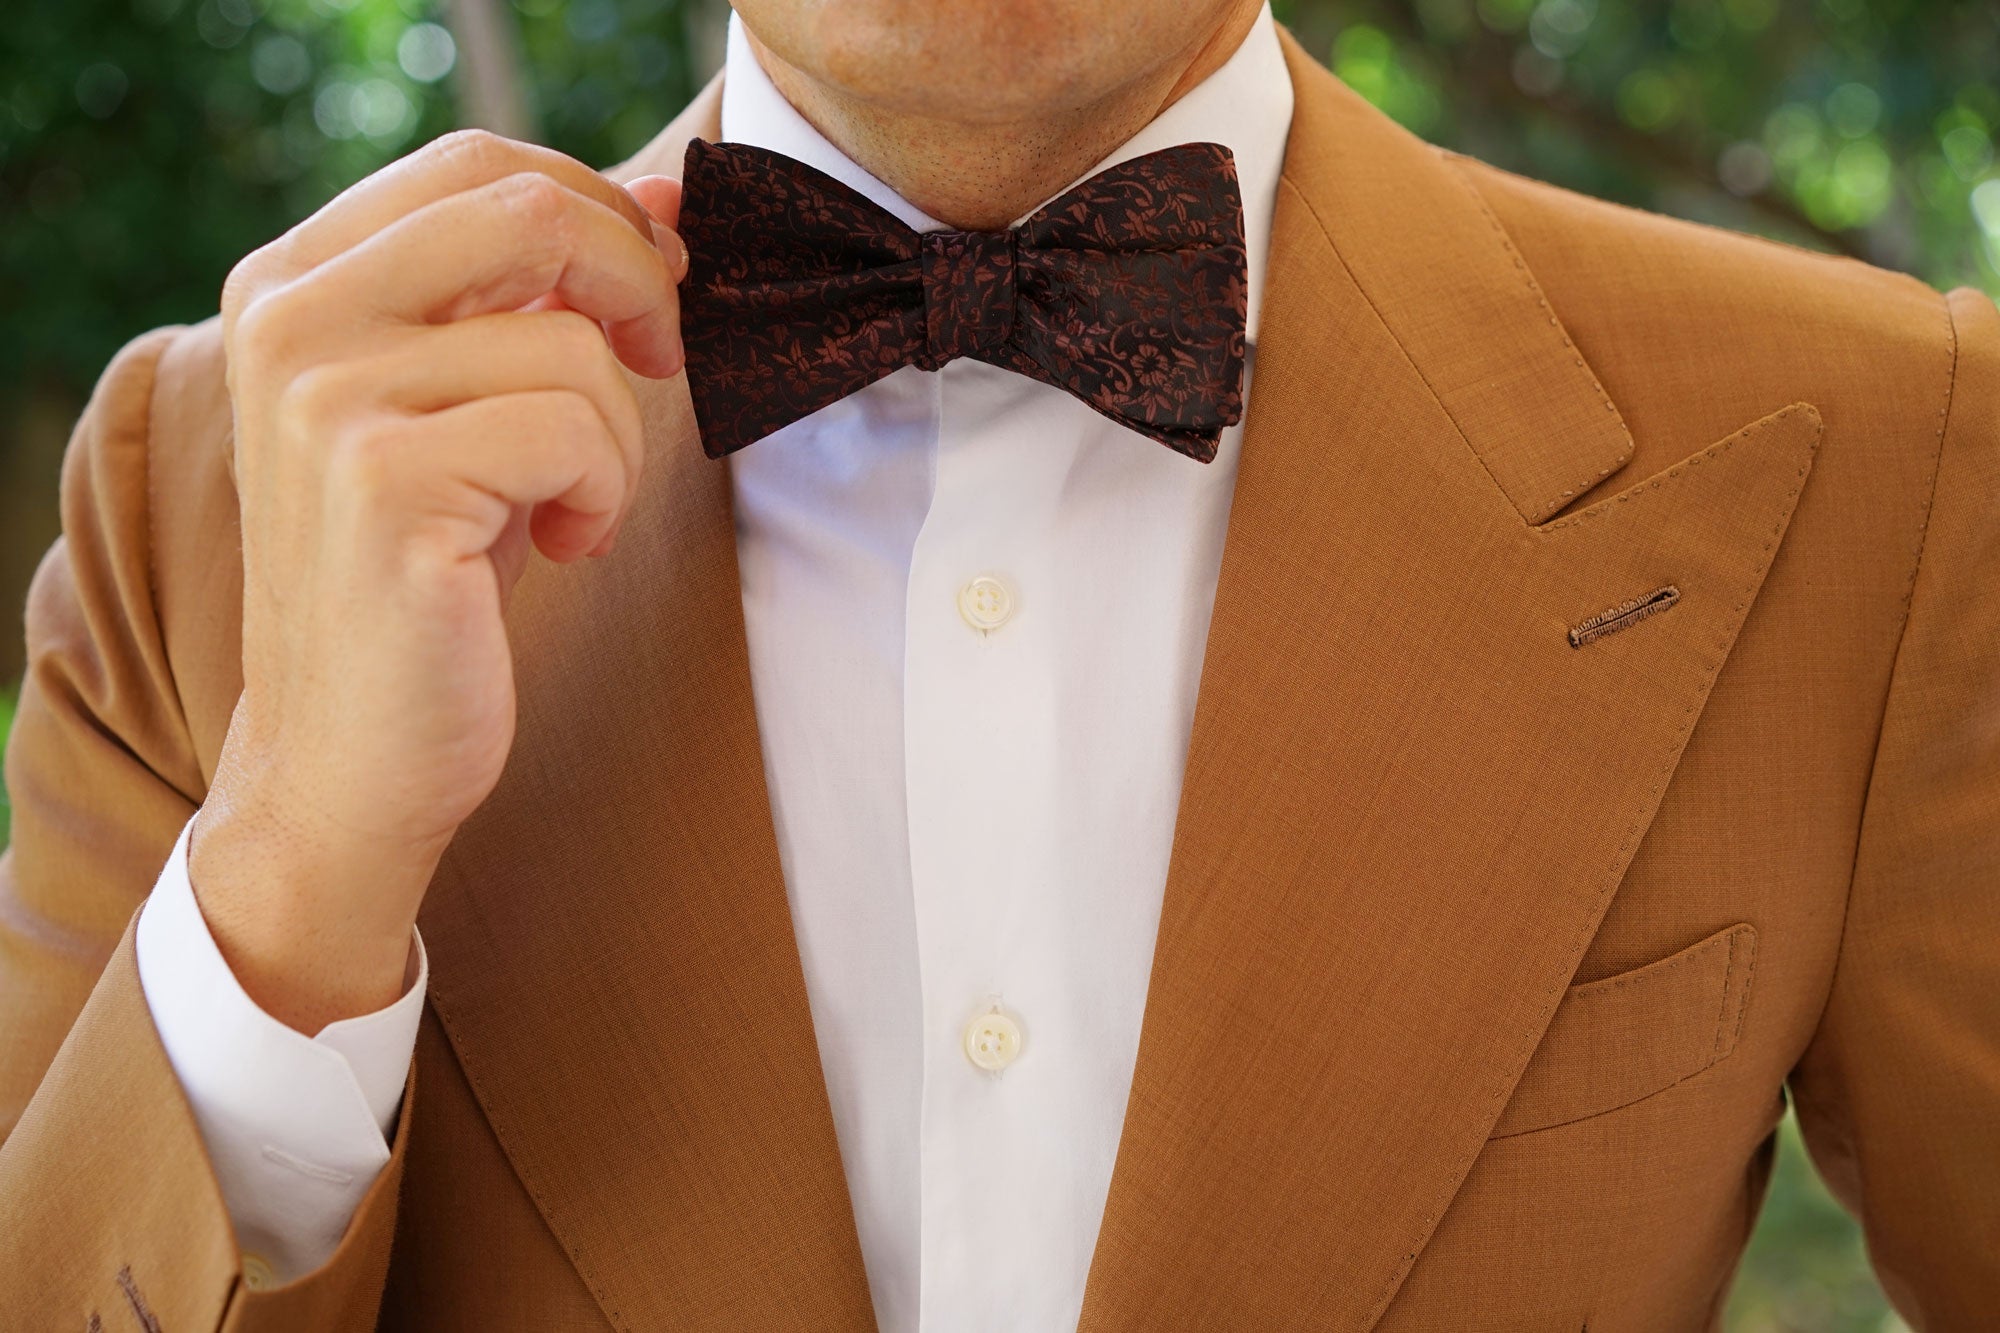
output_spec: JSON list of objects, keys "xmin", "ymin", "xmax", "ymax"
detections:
[
  {"xmin": 241, "ymin": 1252, "xmax": 277, "ymax": 1291},
  {"xmin": 962, "ymin": 1006, "xmax": 1023, "ymax": 1071},
  {"xmin": 957, "ymin": 574, "xmax": 1015, "ymax": 631}
]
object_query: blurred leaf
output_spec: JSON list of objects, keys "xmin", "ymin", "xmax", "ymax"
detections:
[
  {"xmin": 1274, "ymin": 0, "xmax": 1998, "ymax": 288},
  {"xmin": 0, "ymin": 0, "xmax": 704, "ymax": 408},
  {"xmin": 0, "ymin": 682, "xmax": 14, "ymax": 850}
]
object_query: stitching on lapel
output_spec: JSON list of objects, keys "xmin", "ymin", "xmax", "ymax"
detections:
[
  {"xmin": 1438, "ymin": 149, "xmax": 1633, "ymax": 520},
  {"xmin": 1272, "ymin": 176, "xmax": 1516, "ymax": 522},
  {"xmin": 114, "ymin": 1268, "xmax": 160, "ymax": 1333},
  {"xmin": 1535, "ymin": 405, "xmax": 1809, "ymax": 537}
]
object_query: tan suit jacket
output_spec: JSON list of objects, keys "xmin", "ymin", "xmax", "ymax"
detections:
[{"xmin": 3, "ymin": 31, "xmax": 1996, "ymax": 1332}]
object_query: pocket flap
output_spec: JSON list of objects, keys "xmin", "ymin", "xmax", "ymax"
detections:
[{"xmin": 1491, "ymin": 923, "xmax": 1757, "ymax": 1138}]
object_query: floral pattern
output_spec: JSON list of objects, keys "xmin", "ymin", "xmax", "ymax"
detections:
[{"xmin": 676, "ymin": 138, "xmax": 1248, "ymax": 463}]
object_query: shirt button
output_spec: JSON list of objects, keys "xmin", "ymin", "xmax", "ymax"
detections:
[
  {"xmin": 962, "ymin": 1005, "xmax": 1023, "ymax": 1071},
  {"xmin": 241, "ymin": 1252, "xmax": 277, "ymax": 1291},
  {"xmin": 957, "ymin": 574, "xmax": 1015, "ymax": 632}
]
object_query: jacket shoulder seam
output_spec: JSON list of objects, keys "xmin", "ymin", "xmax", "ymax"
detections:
[{"xmin": 1810, "ymin": 284, "xmax": 1961, "ymax": 1049}]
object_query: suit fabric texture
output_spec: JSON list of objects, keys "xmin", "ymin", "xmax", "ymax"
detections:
[{"xmin": 2, "ymin": 30, "xmax": 1997, "ymax": 1332}]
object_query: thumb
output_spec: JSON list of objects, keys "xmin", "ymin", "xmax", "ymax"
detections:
[
  {"xmin": 625, "ymin": 174, "xmax": 687, "ymax": 281},
  {"xmin": 626, "ymin": 174, "xmax": 683, "ymax": 230}
]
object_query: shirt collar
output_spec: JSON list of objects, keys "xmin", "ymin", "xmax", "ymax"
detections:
[{"xmin": 718, "ymin": 4, "xmax": 1294, "ymax": 343}]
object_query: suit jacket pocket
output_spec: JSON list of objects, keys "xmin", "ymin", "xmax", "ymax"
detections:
[{"xmin": 1490, "ymin": 923, "xmax": 1758, "ymax": 1138}]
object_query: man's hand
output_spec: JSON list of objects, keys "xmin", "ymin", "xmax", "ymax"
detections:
[{"xmin": 188, "ymin": 131, "xmax": 687, "ymax": 1034}]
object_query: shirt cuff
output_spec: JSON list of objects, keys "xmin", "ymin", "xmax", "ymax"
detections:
[{"xmin": 135, "ymin": 811, "xmax": 428, "ymax": 1282}]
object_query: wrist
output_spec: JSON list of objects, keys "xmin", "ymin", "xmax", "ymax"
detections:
[{"xmin": 187, "ymin": 785, "xmax": 435, "ymax": 1033}]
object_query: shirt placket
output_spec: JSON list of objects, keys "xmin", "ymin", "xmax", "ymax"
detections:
[{"xmin": 904, "ymin": 360, "xmax": 1072, "ymax": 1331}]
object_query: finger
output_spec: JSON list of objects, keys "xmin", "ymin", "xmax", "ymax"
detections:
[
  {"xmin": 625, "ymin": 175, "xmax": 688, "ymax": 281},
  {"xmin": 354, "ymin": 390, "xmax": 633, "ymax": 564},
  {"xmin": 489, "ymin": 502, "xmax": 536, "ymax": 605},
  {"xmin": 283, "ymin": 130, "xmax": 662, "ymax": 272},
  {"xmin": 337, "ymin": 310, "xmax": 645, "ymax": 516},
  {"xmin": 626, "ymin": 174, "xmax": 682, "ymax": 228},
  {"xmin": 293, "ymin": 172, "xmax": 681, "ymax": 377}
]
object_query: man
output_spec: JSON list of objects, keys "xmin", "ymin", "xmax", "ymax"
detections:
[{"xmin": 1, "ymin": 0, "xmax": 1995, "ymax": 1326}]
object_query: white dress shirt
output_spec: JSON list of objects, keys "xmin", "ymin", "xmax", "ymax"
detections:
[{"xmin": 134, "ymin": 8, "xmax": 1292, "ymax": 1327}]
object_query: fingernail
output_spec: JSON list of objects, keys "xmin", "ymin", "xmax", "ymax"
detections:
[{"xmin": 650, "ymin": 221, "xmax": 689, "ymax": 281}]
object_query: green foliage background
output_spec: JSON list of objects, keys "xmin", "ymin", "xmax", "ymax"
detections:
[
  {"xmin": 5, "ymin": 1, "xmax": 1992, "ymax": 1326},
  {"xmin": 3, "ymin": 0, "xmax": 1995, "ymax": 415}
]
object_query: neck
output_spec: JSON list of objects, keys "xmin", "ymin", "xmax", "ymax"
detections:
[{"xmin": 743, "ymin": 4, "xmax": 1263, "ymax": 232}]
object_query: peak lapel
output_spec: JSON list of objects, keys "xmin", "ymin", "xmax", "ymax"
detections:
[
  {"xmin": 415, "ymin": 75, "xmax": 878, "ymax": 1333},
  {"xmin": 1079, "ymin": 35, "xmax": 1819, "ymax": 1331}
]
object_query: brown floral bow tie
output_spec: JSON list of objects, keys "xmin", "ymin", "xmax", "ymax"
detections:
[{"xmin": 675, "ymin": 138, "xmax": 1249, "ymax": 463}]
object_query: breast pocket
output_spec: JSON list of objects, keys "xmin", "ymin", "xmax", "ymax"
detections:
[{"xmin": 1489, "ymin": 923, "xmax": 1758, "ymax": 1138}]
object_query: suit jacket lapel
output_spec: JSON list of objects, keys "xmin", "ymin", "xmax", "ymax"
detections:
[
  {"xmin": 1078, "ymin": 34, "xmax": 1819, "ymax": 1331},
  {"xmin": 415, "ymin": 77, "xmax": 879, "ymax": 1333}
]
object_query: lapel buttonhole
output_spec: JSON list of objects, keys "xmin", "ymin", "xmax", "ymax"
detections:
[{"xmin": 1569, "ymin": 585, "xmax": 1681, "ymax": 648}]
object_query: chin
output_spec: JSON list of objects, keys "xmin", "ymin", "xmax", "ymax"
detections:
[{"xmin": 739, "ymin": 0, "xmax": 1194, "ymax": 124}]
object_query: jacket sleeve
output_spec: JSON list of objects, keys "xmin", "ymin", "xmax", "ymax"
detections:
[
  {"xmin": 0, "ymin": 326, "xmax": 411, "ymax": 1329},
  {"xmin": 1788, "ymin": 286, "xmax": 2000, "ymax": 1328}
]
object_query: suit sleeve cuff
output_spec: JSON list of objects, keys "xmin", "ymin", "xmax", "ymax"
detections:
[{"xmin": 134, "ymin": 812, "xmax": 427, "ymax": 1280}]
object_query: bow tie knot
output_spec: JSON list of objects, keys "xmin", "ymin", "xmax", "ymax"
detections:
[{"xmin": 919, "ymin": 230, "xmax": 1018, "ymax": 370}]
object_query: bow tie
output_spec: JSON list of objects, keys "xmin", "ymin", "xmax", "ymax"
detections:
[{"xmin": 674, "ymin": 138, "xmax": 1249, "ymax": 463}]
